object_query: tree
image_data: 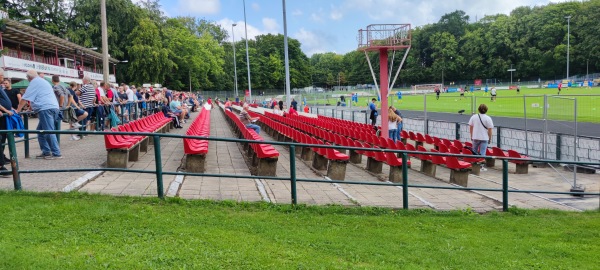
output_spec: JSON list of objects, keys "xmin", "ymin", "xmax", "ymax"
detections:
[{"xmin": 127, "ymin": 18, "xmax": 174, "ymax": 83}]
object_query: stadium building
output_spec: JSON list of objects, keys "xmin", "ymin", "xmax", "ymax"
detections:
[{"xmin": 0, "ymin": 11, "xmax": 119, "ymax": 86}]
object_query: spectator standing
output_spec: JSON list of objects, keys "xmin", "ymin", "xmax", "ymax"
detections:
[
  {"xmin": 78, "ymin": 76, "xmax": 96, "ymax": 133},
  {"xmin": 278, "ymin": 100, "xmax": 284, "ymax": 110},
  {"xmin": 0, "ymin": 69, "xmax": 15, "ymax": 175},
  {"xmin": 391, "ymin": 106, "xmax": 403, "ymax": 142},
  {"xmin": 387, "ymin": 108, "xmax": 400, "ymax": 142},
  {"xmin": 369, "ymin": 98, "xmax": 378, "ymax": 126},
  {"xmin": 291, "ymin": 98, "xmax": 298, "ymax": 111},
  {"xmin": 125, "ymin": 86, "xmax": 135, "ymax": 120},
  {"xmin": 16, "ymin": 70, "xmax": 61, "ymax": 159},
  {"xmin": 468, "ymin": 104, "xmax": 494, "ymax": 171},
  {"xmin": 3, "ymin": 79, "xmax": 21, "ymax": 110},
  {"xmin": 164, "ymin": 88, "xmax": 173, "ymax": 103},
  {"xmin": 52, "ymin": 75, "xmax": 70, "ymax": 109}
]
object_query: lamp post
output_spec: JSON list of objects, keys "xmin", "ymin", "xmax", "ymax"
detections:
[
  {"xmin": 232, "ymin": 23, "xmax": 239, "ymax": 98},
  {"xmin": 282, "ymin": 0, "xmax": 291, "ymax": 108},
  {"xmin": 565, "ymin": 15, "xmax": 571, "ymax": 81},
  {"xmin": 100, "ymin": 0, "xmax": 109, "ymax": 83},
  {"xmin": 243, "ymin": 0, "xmax": 252, "ymax": 101}
]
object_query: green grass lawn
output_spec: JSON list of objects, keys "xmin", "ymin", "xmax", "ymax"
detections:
[
  {"xmin": 306, "ymin": 87, "xmax": 600, "ymax": 123},
  {"xmin": 1, "ymin": 191, "xmax": 599, "ymax": 269}
]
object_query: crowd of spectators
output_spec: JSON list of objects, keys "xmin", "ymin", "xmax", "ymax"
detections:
[{"xmin": 0, "ymin": 69, "xmax": 203, "ymax": 171}]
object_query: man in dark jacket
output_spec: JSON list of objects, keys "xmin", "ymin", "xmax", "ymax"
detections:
[{"xmin": 0, "ymin": 69, "xmax": 15, "ymax": 175}]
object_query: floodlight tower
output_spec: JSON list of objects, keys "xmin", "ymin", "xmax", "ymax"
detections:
[{"xmin": 358, "ymin": 24, "xmax": 411, "ymax": 138}]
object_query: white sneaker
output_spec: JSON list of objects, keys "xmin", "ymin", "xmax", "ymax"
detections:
[
  {"xmin": 480, "ymin": 167, "xmax": 487, "ymax": 172},
  {"xmin": 70, "ymin": 135, "xmax": 81, "ymax": 141},
  {"xmin": 72, "ymin": 123, "xmax": 82, "ymax": 129}
]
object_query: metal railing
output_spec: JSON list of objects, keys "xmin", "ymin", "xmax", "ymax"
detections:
[
  {"xmin": 1, "ymin": 129, "xmax": 598, "ymax": 211},
  {"xmin": 1, "ymin": 100, "xmax": 167, "ymax": 158}
]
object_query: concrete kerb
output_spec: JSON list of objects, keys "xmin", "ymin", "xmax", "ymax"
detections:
[{"xmin": 62, "ymin": 171, "xmax": 104, "ymax": 192}]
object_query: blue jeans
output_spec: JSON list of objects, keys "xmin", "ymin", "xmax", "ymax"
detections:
[
  {"xmin": 388, "ymin": 129, "xmax": 397, "ymax": 142},
  {"xmin": 396, "ymin": 124, "xmax": 403, "ymax": 141},
  {"xmin": 246, "ymin": 124, "xmax": 260, "ymax": 134},
  {"xmin": 473, "ymin": 140, "xmax": 489, "ymax": 156},
  {"xmin": 37, "ymin": 109, "xmax": 61, "ymax": 156}
]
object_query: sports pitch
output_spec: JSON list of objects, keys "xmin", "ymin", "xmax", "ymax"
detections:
[{"xmin": 310, "ymin": 87, "xmax": 600, "ymax": 123}]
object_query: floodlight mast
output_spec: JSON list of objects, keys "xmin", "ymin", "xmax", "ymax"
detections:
[{"xmin": 358, "ymin": 24, "xmax": 411, "ymax": 139}]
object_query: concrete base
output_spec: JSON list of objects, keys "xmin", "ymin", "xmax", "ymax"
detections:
[
  {"xmin": 349, "ymin": 150, "xmax": 362, "ymax": 164},
  {"xmin": 301, "ymin": 147, "xmax": 315, "ymax": 161},
  {"xmin": 366, "ymin": 157, "xmax": 383, "ymax": 174},
  {"xmin": 312, "ymin": 154, "xmax": 328, "ymax": 171},
  {"xmin": 388, "ymin": 166, "xmax": 404, "ymax": 183},
  {"xmin": 420, "ymin": 160, "xmax": 436, "ymax": 177},
  {"xmin": 450, "ymin": 169, "xmax": 470, "ymax": 187},
  {"xmin": 514, "ymin": 163, "xmax": 529, "ymax": 174},
  {"xmin": 257, "ymin": 157, "xmax": 278, "ymax": 176},
  {"xmin": 327, "ymin": 160, "xmax": 347, "ymax": 180},
  {"xmin": 471, "ymin": 163, "xmax": 481, "ymax": 176},
  {"xmin": 486, "ymin": 157, "xmax": 495, "ymax": 168},
  {"xmin": 128, "ymin": 144, "xmax": 140, "ymax": 162},
  {"xmin": 149, "ymin": 135, "xmax": 154, "ymax": 145},
  {"xmin": 139, "ymin": 138, "xmax": 149, "ymax": 152},
  {"xmin": 107, "ymin": 149, "xmax": 129, "ymax": 168},
  {"xmin": 185, "ymin": 154, "xmax": 206, "ymax": 173}
]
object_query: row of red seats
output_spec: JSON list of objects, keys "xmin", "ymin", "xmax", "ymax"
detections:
[
  {"xmin": 260, "ymin": 112, "xmax": 349, "ymax": 162},
  {"xmin": 104, "ymin": 113, "xmax": 171, "ymax": 149},
  {"xmin": 307, "ymin": 115, "xmax": 529, "ymax": 163},
  {"xmin": 400, "ymin": 130, "xmax": 529, "ymax": 164},
  {"xmin": 183, "ymin": 108, "xmax": 210, "ymax": 155},
  {"xmin": 223, "ymin": 108, "xmax": 279, "ymax": 159}
]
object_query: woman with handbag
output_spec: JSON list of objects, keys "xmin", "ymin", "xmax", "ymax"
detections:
[{"xmin": 468, "ymin": 104, "xmax": 494, "ymax": 171}]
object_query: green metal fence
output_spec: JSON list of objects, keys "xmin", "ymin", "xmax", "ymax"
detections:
[{"xmin": 2, "ymin": 129, "xmax": 598, "ymax": 212}]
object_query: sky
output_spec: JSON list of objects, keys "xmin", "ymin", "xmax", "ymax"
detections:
[{"xmin": 152, "ymin": 0, "xmax": 570, "ymax": 56}]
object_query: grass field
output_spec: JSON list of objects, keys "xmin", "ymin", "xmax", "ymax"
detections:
[
  {"xmin": 1, "ymin": 191, "xmax": 599, "ymax": 269},
  {"xmin": 305, "ymin": 87, "xmax": 600, "ymax": 123}
]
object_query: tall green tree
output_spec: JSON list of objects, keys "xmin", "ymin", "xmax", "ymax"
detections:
[{"xmin": 127, "ymin": 18, "xmax": 173, "ymax": 83}]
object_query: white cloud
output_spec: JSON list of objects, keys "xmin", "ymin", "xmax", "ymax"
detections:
[
  {"xmin": 252, "ymin": 2, "xmax": 260, "ymax": 11},
  {"xmin": 218, "ymin": 18, "xmax": 267, "ymax": 42},
  {"xmin": 343, "ymin": 0, "xmax": 572, "ymax": 26},
  {"xmin": 262, "ymin": 18, "xmax": 279, "ymax": 33},
  {"xmin": 292, "ymin": 9, "xmax": 303, "ymax": 16},
  {"xmin": 310, "ymin": 12, "xmax": 324, "ymax": 23},
  {"xmin": 177, "ymin": 0, "xmax": 220, "ymax": 15},
  {"xmin": 293, "ymin": 28, "xmax": 337, "ymax": 56},
  {"xmin": 330, "ymin": 4, "xmax": 343, "ymax": 20}
]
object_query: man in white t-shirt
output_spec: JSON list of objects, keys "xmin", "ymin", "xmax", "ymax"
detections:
[{"xmin": 468, "ymin": 104, "xmax": 494, "ymax": 171}]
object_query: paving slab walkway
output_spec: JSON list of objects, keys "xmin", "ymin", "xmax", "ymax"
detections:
[
  {"xmin": 79, "ymin": 115, "xmax": 192, "ymax": 196},
  {"xmin": 177, "ymin": 107, "xmax": 263, "ymax": 202}
]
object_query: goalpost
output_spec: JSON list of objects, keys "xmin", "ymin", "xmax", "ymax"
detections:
[{"xmin": 411, "ymin": 84, "xmax": 443, "ymax": 95}]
